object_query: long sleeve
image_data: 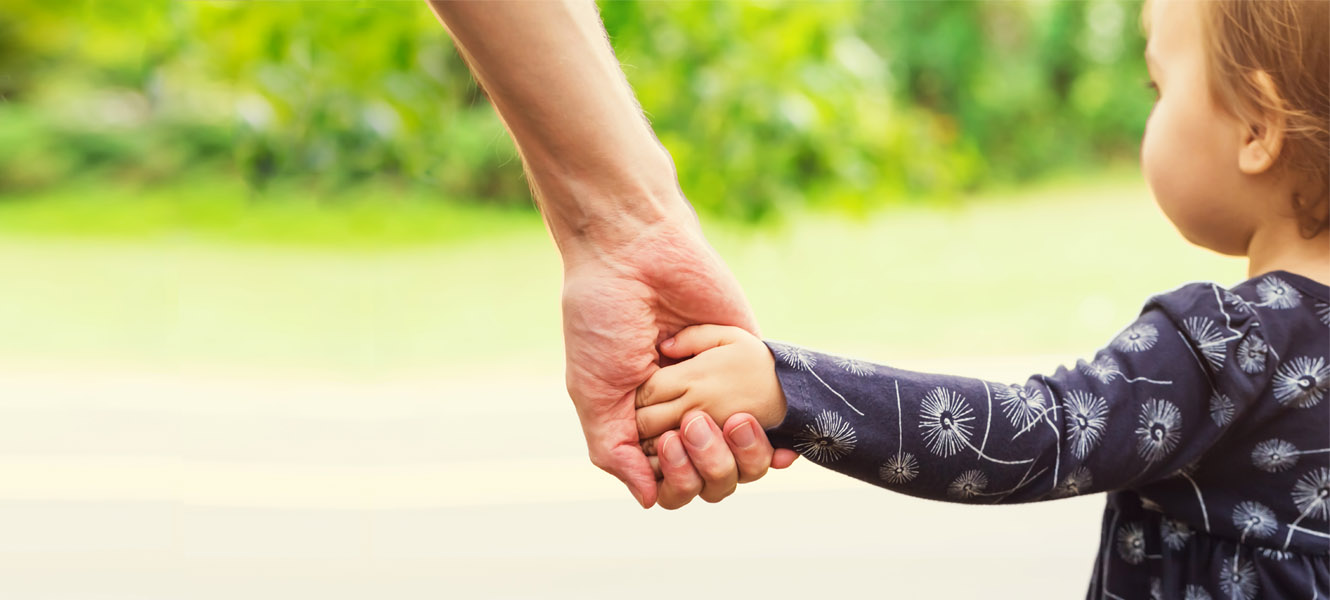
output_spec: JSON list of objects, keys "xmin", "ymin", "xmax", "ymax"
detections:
[{"xmin": 762, "ymin": 281, "xmax": 1269, "ymax": 504}]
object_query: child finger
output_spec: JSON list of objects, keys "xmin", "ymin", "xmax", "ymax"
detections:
[
  {"xmin": 636, "ymin": 401, "xmax": 689, "ymax": 440},
  {"xmin": 659, "ymin": 324, "xmax": 742, "ymax": 360},
  {"xmin": 634, "ymin": 364, "xmax": 689, "ymax": 408}
]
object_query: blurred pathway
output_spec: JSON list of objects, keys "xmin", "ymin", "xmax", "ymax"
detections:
[{"xmin": 0, "ymin": 355, "xmax": 1104, "ymax": 599}]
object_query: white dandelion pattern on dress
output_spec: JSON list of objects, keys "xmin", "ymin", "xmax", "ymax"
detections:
[
  {"xmin": 1232, "ymin": 501, "xmax": 1278, "ymax": 540},
  {"xmin": 879, "ymin": 453, "xmax": 919, "ymax": 485},
  {"xmin": 1256, "ymin": 275, "xmax": 1302, "ymax": 309},
  {"xmin": 1115, "ymin": 521, "xmax": 1147, "ymax": 564},
  {"xmin": 833, "ymin": 355, "xmax": 874, "ymax": 376},
  {"xmin": 1317, "ymin": 300, "xmax": 1330, "ymax": 326},
  {"xmin": 1251, "ymin": 439, "xmax": 1300, "ymax": 473},
  {"xmin": 1065, "ymin": 390, "xmax": 1109, "ymax": 459},
  {"xmin": 1224, "ymin": 290, "xmax": 1252, "ymax": 314},
  {"xmin": 1183, "ymin": 584, "xmax": 1212, "ymax": 600},
  {"xmin": 1161, "ymin": 518, "xmax": 1192, "ymax": 550},
  {"xmin": 1258, "ymin": 548, "xmax": 1294, "ymax": 561},
  {"xmin": 1273, "ymin": 356, "xmax": 1330, "ymax": 408},
  {"xmin": 1149, "ymin": 577, "xmax": 1163, "ymax": 600},
  {"xmin": 995, "ymin": 383, "xmax": 1045, "ymax": 431},
  {"xmin": 1291, "ymin": 467, "xmax": 1330, "ymax": 521},
  {"xmin": 1051, "ymin": 466, "xmax": 1093, "ymax": 498},
  {"xmin": 1135, "ymin": 398, "xmax": 1183, "ymax": 463},
  {"xmin": 1182, "ymin": 317, "xmax": 1228, "ymax": 371},
  {"xmin": 1208, "ymin": 393, "xmax": 1235, "ymax": 427},
  {"xmin": 1080, "ymin": 355, "xmax": 1120, "ymax": 383},
  {"xmin": 919, "ymin": 387, "xmax": 975, "ymax": 458},
  {"xmin": 1236, "ymin": 334, "xmax": 1268, "ymax": 374},
  {"xmin": 773, "ymin": 344, "xmax": 816, "ymax": 370},
  {"xmin": 793, "ymin": 410, "xmax": 857, "ymax": 463},
  {"xmin": 1112, "ymin": 322, "xmax": 1159, "ymax": 352},
  {"xmin": 1218, "ymin": 557, "xmax": 1258, "ymax": 600},
  {"xmin": 947, "ymin": 469, "xmax": 989, "ymax": 500}
]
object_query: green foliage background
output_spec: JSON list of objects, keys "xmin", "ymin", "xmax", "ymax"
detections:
[{"xmin": 0, "ymin": 0, "xmax": 1151, "ymax": 222}]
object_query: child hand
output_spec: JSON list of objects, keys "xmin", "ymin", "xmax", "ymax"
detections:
[{"xmin": 635, "ymin": 325, "xmax": 788, "ymax": 442}]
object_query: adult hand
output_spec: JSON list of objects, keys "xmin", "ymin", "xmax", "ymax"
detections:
[
  {"xmin": 561, "ymin": 213, "xmax": 763, "ymax": 507},
  {"xmin": 426, "ymin": 1, "xmax": 793, "ymax": 507},
  {"xmin": 647, "ymin": 411, "xmax": 800, "ymax": 509}
]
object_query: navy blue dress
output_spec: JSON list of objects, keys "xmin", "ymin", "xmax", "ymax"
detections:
[{"xmin": 763, "ymin": 271, "xmax": 1330, "ymax": 599}]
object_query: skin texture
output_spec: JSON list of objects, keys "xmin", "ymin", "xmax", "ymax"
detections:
[
  {"xmin": 425, "ymin": 1, "xmax": 796, "ymax": 508},
  {"xmin": 635, "ymin": 325, "xmax": 787, "ymax": 441},
  {"xmin": 1142, "ymin": 0, "xmax": 1328, "ymax": 282}
]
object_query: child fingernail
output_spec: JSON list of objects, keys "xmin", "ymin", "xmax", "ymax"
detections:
[
  {"xmin": 662, "ymin": 434, "xmax": 688, "ymax": 467},
  {"xmin": 683, "ymin": 415, "xmax": 713, "ymax": 449},
  {"xmin": 662, "ymin": 338, "xmax": 675, "ymax": 349},
  {"xmin": 729, "ymin": 421, "xmax": 757, "ymax": 448}
]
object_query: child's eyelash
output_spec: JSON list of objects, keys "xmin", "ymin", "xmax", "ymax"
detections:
[{"xmin": 1145, "ymin": 79, "xmax": 1159, "ymax": 94}]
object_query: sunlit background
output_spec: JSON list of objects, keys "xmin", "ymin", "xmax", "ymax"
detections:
[{"xmin": 0, "ymin": 1, "xmax": 1246, "ymax": 598}]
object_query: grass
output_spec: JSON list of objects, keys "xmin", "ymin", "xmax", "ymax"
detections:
[{"xmin": 0, "ymin": 172, "xmax": 1248, "ymax": 373}]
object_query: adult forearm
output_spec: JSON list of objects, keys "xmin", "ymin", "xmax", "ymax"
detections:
[{"xmin": 427, "ymin": 1, "xmax": 692, "ymax": 253}]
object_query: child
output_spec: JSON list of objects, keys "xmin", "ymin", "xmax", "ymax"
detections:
[{"xmin": 635, "ymin": 0, "xmax": 1328, "ymax": 598}]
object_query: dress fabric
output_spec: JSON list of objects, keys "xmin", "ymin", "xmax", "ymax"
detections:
[{"xmin": 762, "ymin": 271, "xmax": 1330, "ymax": 599}]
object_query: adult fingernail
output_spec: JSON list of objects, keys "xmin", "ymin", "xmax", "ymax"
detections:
[
  {"xmin": 683, "ymin": 415, "xmax": 712, "ymax": 449},
  {"xmin": 661, "ymin": 338, "xmax": 675, "ymax": 350},
  {"xmin": 662, "ymin": 434, "xmax": 688, "ymax": 468},
  {"xmin": 728, "ymin": 421, "xmax": 757, "ymax": 448}
]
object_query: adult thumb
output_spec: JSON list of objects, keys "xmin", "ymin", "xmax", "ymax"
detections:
[{"xmin": 659, "ymin": 324, "xmax": 741, "ymax": 360}]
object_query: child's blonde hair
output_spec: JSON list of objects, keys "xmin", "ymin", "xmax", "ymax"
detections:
[{"xmin": 1198, "ymin": 0, "xmax": 1329, "ymax": 238}]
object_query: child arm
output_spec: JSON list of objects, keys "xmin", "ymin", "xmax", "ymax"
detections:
[{"xmin": 639, "ymin": 283, "xmax": 1264, "ymax": 504}]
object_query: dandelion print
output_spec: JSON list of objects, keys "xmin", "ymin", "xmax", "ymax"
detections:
[
  {"xmin": 1291, "ymin": 467, "xmax": 1330, "ymax": 521},
  {"xmin": 1183, "ymin": 584, "xmax": 1212, "ymax": 600},
  {"xmin": 947, "ymin": 469, "xmax": 989, "ymax": 500},
  {"xmin": 1251, "ymin": 439, "xmax": 1300, "ymax": 473},
  {"xmin": 1223, "ymin": 290, "xmax": 1252, "ymax": 314},
  {"xmin": 793, "ymin": 410, "xmax": 857, "ymax": 463},
  {"xmin": 1232, "ymin": 501, "xmax": 1277, "ymax": 540},
  {"xmin": 1135, "ymin": 398, "xmax": 1183, "ymax": 463},
  {"xmin": 1218, "ymin": 557, "xmax": 1258, "ymax": 600},
  {"xmin": 1081, "ymin": 355, "xmax": 1173, "ymax": 386},
  {"xmin": 773, "ymin": 344, "xmax": 816, "ymax": 370},
  {"xmin": 1149, "ymin": 578, "xmax": 1163, "ymax": 600},
  {"xmin": 1208, "ymin": 393, "xmax": 1235, "ymax": 427},
  {"xmin": 1258, "ymin": 548, "xmax": 1293, "ymax": 561},
  {"xmin": 1161, "ymin": 518, "xmax": 1192, "ymax": 551},
  {"xmin": 1256, "ymin": 275, "xmax": 1301, "ymax": 309},
  {"xmin": 1080, "ymin": 355, "xmax": 1120, "ymax": 383},
  {"xmin": 1115, "ymin": 521, "xmax": 1147, "ymax": 565},
  {"xmin": 879, "ymin": 453, "xmax": 918, "ymax": 485},
  {"xmin": 832, "ymin": 355, "xmax": 873, "ymax": 376},
  {"xmin": 919, "ymin": 387, "xmax": 975, "ymax": 458},
  {"xmin": 1317, "ymin": 300, "xmax": 1330, "ymax": 326},
  {"xmin": 1112, "ymin": 322, "xmax": 1159, "ymax": 352},
  {"xmin": 1273, "ymin": 356, "xmax": 1330, "ymax": 408},
  {"xmin": 1051, "ymin": 467, "xmax": 1093, "ymax": 498},
  {"xmin": 1065, "ymin": 390, "xmax": 1109, "ymax": 459},
  {"xmin": 1182, "ymin": 317, "xmax": 1228, "ymax": 371},
  {"xmin": 995, "ymin": 383, "xmax": 1045, "ymax": 430},
  {"xmin": 1235, "ymin": 334, "xmax": 1268, "ymax": 374}
]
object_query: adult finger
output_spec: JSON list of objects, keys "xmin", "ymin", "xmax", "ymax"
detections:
[
  {"xmin": 659, "ymin": 324, "xmax": 745, "ymax": 360},
  {"xmin": 635, "ymin": 400, "xmax": 691, "ymax": 440},
  {"xmin": 679, "ymin": 411, "xmax": 738, "ymax": 503},
  {"xmin": 721, "ymin": 413, "xmax": 774, "ymax": 484},
  {"xmin": 587, "ymin": 440, "xmax": 658, "ymax": 508},
  {"xmin": 656, "ymin": 431, "xmax": 703, "ymax": 510}
]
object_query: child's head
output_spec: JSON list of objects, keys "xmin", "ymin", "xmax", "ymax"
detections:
[{"xmin": 1140, "ymin": 0, "xmax": 1328, "ymax": 256}]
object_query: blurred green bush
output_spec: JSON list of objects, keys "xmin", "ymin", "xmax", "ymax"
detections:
[{"xmin": 0, "ymin": 0, "xmax": 1150, "ymax": 220}]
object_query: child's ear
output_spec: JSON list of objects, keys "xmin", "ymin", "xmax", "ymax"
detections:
[{"xmin": 1237, "ymin": 69, "xmax": 1286, "ymax": 176}]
